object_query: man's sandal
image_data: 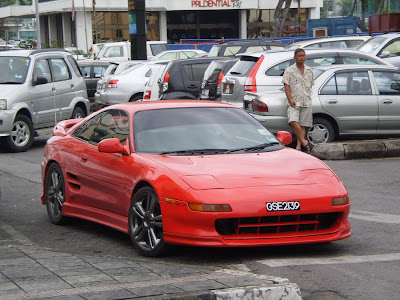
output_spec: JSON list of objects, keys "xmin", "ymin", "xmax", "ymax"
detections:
[{"xmin": 301, "ymin": 142, "xmax": 313, "ymax": 154}]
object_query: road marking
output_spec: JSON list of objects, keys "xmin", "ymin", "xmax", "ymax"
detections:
[
  {"xmin": 257, "ymin": 253, "xmax": 400, "ymax": 267},
  {"xmin": 349, "ymin": 210, "xmax": 400, "ymax": 224}
]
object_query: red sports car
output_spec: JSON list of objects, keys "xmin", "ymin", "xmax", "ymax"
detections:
[{"xmin": 41, "ymin": 100, "xmax": 350, "ymax": 256}]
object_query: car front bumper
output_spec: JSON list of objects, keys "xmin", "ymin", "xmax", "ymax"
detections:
[{"xmin": 0, "ymin": 110, "xmax": 17, "ymax": 137}]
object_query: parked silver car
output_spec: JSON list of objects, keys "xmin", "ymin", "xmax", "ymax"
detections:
[
  {"xmin": 285, "ymin": 35, "xmax": 370, "ymax": 50},
  {"xmin": 243, "ymin": 64, "xmax": 400, "ymax": 144},
  {"xmin": 221, "ymin": 48, "xmax": 390, "ymax": 108},
  {"xmin": 96, "ymin": 60, "xmax": 168, "ymax": 106},
  {"xmin": 143, "ymin": 63, "xmax": 167, "ymax": 100},
  {"xmin": 0, "ymin": 49, "xmax": 89, "ymax": 152},
  {"xmin": 357, "ymin": 33, "xmax": 400, "ymax": 67}
]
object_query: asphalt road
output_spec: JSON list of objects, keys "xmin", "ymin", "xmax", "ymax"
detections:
[{"xmin": 0, "ymin": 134, "xmax": 399, "ymax": 300}]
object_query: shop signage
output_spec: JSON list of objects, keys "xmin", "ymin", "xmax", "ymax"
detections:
[{"xmin": 191, "ymin": 0, "xmax": 242, "ymax": 8}]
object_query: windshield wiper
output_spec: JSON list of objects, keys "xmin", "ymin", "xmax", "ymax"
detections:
[
  {"xmin": 227, "ymin": 142, "xmax": 280, "ymax": 154},
  {"xmin": 160, "ymin": 148, "xmax": 229, "ymax": 155}
]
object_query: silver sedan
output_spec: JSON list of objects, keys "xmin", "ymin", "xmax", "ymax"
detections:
[{"xmin": 243, "ymin": 64, "xmax": 400, "ymax": 144}]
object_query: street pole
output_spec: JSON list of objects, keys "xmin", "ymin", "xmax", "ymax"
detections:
[
  {"xmin": 298, "ymin": 0, "xmax": 301, "ymax": 36},
  {"xmin": 128, "ymin": 0, "xmax": 147, "ymax": 60},
  {"xmin": 34, "ymin": 0, "xmax": 41, "ymax": 49}
]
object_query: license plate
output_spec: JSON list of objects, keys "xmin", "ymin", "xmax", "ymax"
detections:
[
  {"xmin": 223, "ymin": 83, "xmax": 234, "ymax": 94},
  {"xmin": 202, "ymin": 89, "xmax": 209, "ymax": 97},
  {"xmin": 266, "ymin": 201, "xmax": 300, "ymax": 212}
]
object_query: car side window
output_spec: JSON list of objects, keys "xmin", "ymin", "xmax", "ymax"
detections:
[
  {"xmin": 72, "ymin": 109, "xmax": 130, "ymax": 145},
  {"xmin": 341, "ymin": 56, "xmax": 379, "ymax": 65},
  {"xmin": 50, "ymin": 58, "xmax": 71, "ymax": 82},
  {"xmin": 34, "ymin": 59, "xmax": 51, "ymax": 84},
  {"xmin": 321, "ymin": 72, "xmax": 371, "ymax": 95},
  {"xmin": 320, "ymin": 75, "xmax": 337, "ymax": 95},
  {"xmin": 306, "ymin": 56, "xmax": 337, "ymax": 67},
  {"xmin": 93, "ymin": 66, "xmax": 108, "ymax": 78},
  {"xmin": 80, "ymin": 66, "xmax": 91, "ymax": 78},
  {"xmin": 246, "ymin": 46, "xmax": 266, "ymax": 53},
  {"xmin": 265, "ymin": 59, "xmax": 293, "ymax": 76},
  {"xmin": 372, "ymin": 71, "xmax": 400, "ymax": 95},
  {"xmin": 66, "ymin": 56, "xmax": 83, "ymax": 77},
  {"xmin": 160, "ymin": 52, "xmax": 177, "ymax": 60},
  {"xmin": 380, "ymin": 39, "xmax": 400, "ymax": 57}
]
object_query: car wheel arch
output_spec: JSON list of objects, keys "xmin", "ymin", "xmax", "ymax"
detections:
[
  {"xmin": 131, "ymin": 180, "xmax": 155, "ymax": 200},
  {"xmin": 129, "ymin": 93, "xmax": 144, "ymax": 102},
  {"xmin": 307, "ymin": 113, "xmax": 339, "ymax": 144}
]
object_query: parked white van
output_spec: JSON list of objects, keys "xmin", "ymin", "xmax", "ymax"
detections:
[{"xmin": 94, "ymin": 41, "xmax": 169, "ymax": 61}]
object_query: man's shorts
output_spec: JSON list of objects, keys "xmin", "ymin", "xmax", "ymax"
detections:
[{"xmin": 287, "ymin": 106, "xmax": 312, "ymax": 127}]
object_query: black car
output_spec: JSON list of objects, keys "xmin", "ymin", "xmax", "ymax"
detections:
[
  {"xmin": 199, "ymin": 59, "xmax": 238, "ymax": 101},
  {"xmin": 78, "ymin": 60, "xmax": 109, "ymax": 99},
  {"xmin": 159, "ymin": 57, "xmax": 224, "ymax": 100},
  {"xmin": 207, "ymin": 40, "xmax": 286, "ymax": 57}
]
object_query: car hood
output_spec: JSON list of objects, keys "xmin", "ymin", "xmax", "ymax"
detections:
[
  {"xmin": 0, "ymin": 84, "xmax": 23, "ymax": 98},
  {"xmin": 142, "ymin": 149, "xmax": 338, "ymax": 190}
]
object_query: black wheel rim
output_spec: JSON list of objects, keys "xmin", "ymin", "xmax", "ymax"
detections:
[
  {"xmin": 131, "ymin": 192, "xmax": 163, "ymax": 252},
  {"xmin": 47, "ymin": 168, "xmax": 65, "ymax": 218}
]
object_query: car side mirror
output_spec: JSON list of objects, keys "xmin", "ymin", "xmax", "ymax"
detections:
[
  {"xmin": 98, "ymin": 138, "xmax": 129, "ymax": 154},
  {"xmin": 379, "ymin": 50, "xmax": 390, "ymax": 58},
  {"xmin": 276, "ymin": 131, "xmax": 293, "ymax": 145},
  {"xmin": 390, "ymin": 82, "xmax": 400, "ymax": 90},
  {"xmin": 34, "ymin": 75, "xmax": 48, "ymax": 85}
]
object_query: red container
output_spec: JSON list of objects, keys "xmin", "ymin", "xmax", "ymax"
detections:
[{"xmin": 369, "ymin": 13, "xmax": 400, "ymax": 34}]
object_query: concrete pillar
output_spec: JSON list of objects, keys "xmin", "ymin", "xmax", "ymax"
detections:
[
  {"xmin": 239, "ymin": 9, "xmax": 247, "ymax": 39},
  {"xmin": 39, "ymin": 16, "xmax": 46, "ymax": 48},
  {"xmin": 75, "ymin": 11, "xmax": 93, "ymax": 53},
  {"xmin": 309, "ymin": 6, "xmax": 321, "ymax": 19},
  {"xmin": 62, "ymin": 13, "xmax": 72, "ymax": 47},
  {"xmin": 159, "ymin": 10, "xmax": 167, "ymax": 42},
  {"xmin": 48, "ymin": 14, "xmax": 57, "ymax": 47}
]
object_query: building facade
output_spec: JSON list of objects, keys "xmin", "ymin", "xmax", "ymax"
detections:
[{"xmin": 0, "ymin": 0, "xmax": 324, "ymax": 51}]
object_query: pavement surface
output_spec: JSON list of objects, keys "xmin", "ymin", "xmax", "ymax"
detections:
[{"xmin": 1, "ymin": 137, "xmax": 400, "ymax": 300}]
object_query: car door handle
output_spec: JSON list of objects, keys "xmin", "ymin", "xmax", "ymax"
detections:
[
  {"xmin": 187, "ymin": 85, "xmax": 197, "ymax": 89},
  {"xmin": 80, "ymin": 155, "xmax": 88, "ymax": 162},
  {"xmin": 71, "ymin": 84, "xmax": 75, "ymax": 89},
  {"xmin": 52, "ymin": 87, "xmax": 56, "ymax": 92},
  {"xmin": 381, "ymin": 99, "xmax": 393, "ymax": 104},
  {"xmin": 326, "ymin": 99, "xmax": 337, "ymax": 104}
]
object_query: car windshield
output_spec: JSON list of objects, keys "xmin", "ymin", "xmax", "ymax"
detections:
[
  {"xmin": 134, "ymin": 107, "xmax": 282, "ymax": 155},
  {"xmin": 357, "ymin": 37, "xmax": 386, "ymax": 54},
  {"xmin": 0, "ymin": 56, "xmax": 30, "ymax": 84}
]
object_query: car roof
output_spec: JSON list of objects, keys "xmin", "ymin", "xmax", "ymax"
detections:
[
  {"xmin": 77, "ymin": 60, "xmax": 111, "ymax": 66},
  {"xmin": 101, "ymin": 100, "xmax": 237, "ymax": 113},
  {"xmin": 0, "ymin": 48, "xmax": 68, "ymax": 57},
  {"xmin": 215, "ymin": 40, "xmax": 286, "ymax": 46},
  {"xmin": 287, "ymin": 35, "xmax": 370, "ymax": 47},
  {"xmin": 314, "ymin": 64, "xmax": 399, "ymax": 72},
  {"xmin": 236, "ymin": 47, "xmax": 385, "ymax": 58}
]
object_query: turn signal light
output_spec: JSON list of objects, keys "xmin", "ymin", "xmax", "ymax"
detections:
[
  {"xmin": 188, "ymin": 203, "xmax": 232, "ymax": 212},
  {"xmin": 331, "ymin": 195, "xmax": 350, "ymax": 206},
  {"xmin": 144, "ymin": 90, "xmax": 151, "ymax": 100}
]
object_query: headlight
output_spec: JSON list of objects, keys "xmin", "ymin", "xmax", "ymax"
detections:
[{"xmin": 0, "ymin": 99, "xmax": 6, "ymax": 110}]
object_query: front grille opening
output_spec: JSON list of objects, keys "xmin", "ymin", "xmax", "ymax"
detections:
[{"xmin": 216, "ymin": 213, "xmax": 339, "ymax": 236}]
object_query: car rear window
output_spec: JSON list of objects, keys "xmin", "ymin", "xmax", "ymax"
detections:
[
  {"xmin": 182, "ymin": 63, "xmax": 209, "ymax": 81},
  {"xmin": 228, "ymin": 56, "xmax": 258, "ymax": 77},
  {"xmin": 203, "ymin": 61, "xmax": 223, "ymax": 81}
]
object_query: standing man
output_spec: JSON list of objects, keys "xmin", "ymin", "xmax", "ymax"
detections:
[{"xmin": 282, "ymin": 48, "xmax": 314, "ymax": 153}]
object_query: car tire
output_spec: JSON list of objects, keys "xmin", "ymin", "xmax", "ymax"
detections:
[
  {"xmin": 128, "ymin": 186, "xmax": 167, "ymax": 257},
  {"xmin": 307, "ymin": 117, "xmax": 336, "ymax": 145},
  {"xmin": 45, "ymin": 163, "xmax": 66, "ymax": 225},
  {"xmin": 3, "ymin": 114, "xmax": 34, "ymax": 152},
  {"xmin": 129, "ymin": 94, "xmax": 143, "ymax": 102},
  {"xmin": 71, "ymin": 106, "xmax": 85, "ymax": 119}
]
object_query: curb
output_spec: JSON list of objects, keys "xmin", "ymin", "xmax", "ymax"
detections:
[
  {"xmin": 311, "ymin": 138, "xmax": 400, "ymax": 160},
  {"xmin": 148, "ymin": 282, "xmax": 302, "ymax": 300}
]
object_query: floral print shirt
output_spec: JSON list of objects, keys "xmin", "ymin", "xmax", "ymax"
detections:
[{"xmin": 282, "ymin": 63, "xmax": 314, "ymax": 107}]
